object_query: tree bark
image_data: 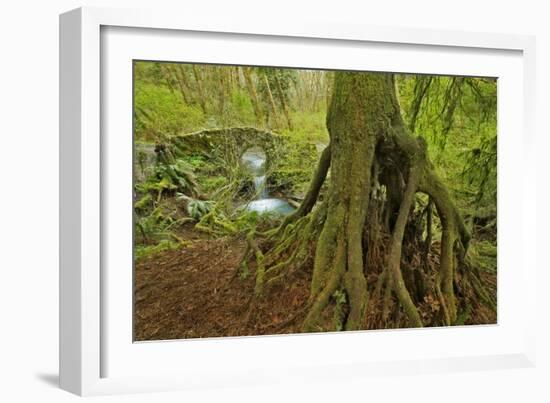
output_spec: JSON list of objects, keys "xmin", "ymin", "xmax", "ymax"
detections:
[
  {"xmin": 273, "ymin": 73, "xmax": 293, "ymax": 130},
  {"xmin": 256, "ymin": 71, "xmax": 474, "ymax": 331},
  {"xmin": 242, "ymin": 67, "xmax": 264, "ymax": 124},
  {"xmin": 291, "ymin": 143, "xmax": 331, "ymax": 219},
  {"xmin": 303, "ymin": 73, "xmax": 401, "ymax": 331},
  {"xmin": 172, "ymin": 65, "xmax": 191, "ymax": 105},
  {"xmin": 262, "ymin": 73, "xmax": 278, "ymax": 126},
  {"xmin": 191, "ymin": 65, "xmax": 208, "ymax": 114}
]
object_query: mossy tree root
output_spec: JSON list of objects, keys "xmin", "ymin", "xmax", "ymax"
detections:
[
  {"xmin": 274, "ymin": 143, "xmax": 331, "ymax": 237},
  {"xmin": 265, "ymin": 205, "xmax": 327, "ymax": 287},
  {"xmin": 239, "ymin": 230, "xmax": 265, "ymax": 295},
  {"xmin": 247, "ymin": 143, "xmax": 331, "ymax": 296},
  {"xmin": 391, "ymin": 127, "xmax": 471, "ymax": 326},
  {"xmin": 252, "ymin": 202, "xmax": 328, "ymax": 295},
  {"xmin": 418, "ymin": 167, "xmax": 470, "ymax": 324},
  {"xmin": 386, "ymin": 157, "xmax": 424, "ymax": 328}
]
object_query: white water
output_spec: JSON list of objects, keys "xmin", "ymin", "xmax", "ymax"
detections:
[
  {"xmin": 246, "ymin": 198, "xmax": 295, "ymax": 215},
  {"xmin": 241, "ymin": 148, "xmax": 295, "ymax": 215}
]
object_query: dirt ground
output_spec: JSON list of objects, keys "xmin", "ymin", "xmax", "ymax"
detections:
[
  {"xmin": 134, "ymin": 225, "xmax": 312, "ymax": 341},
  {"xmin": 134, "ymin": 224, "xmax": 496, "ymax": 341}
]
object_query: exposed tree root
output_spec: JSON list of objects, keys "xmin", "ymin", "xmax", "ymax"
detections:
[
  {"xmin": 386, "ymin": 156, "xmax": 424, "ymax": 327},
  {"xmin": 274, "ymin": 143, "xmax": 331, "ymax": 237}
]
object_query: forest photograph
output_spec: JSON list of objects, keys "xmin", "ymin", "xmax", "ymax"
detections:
[{"xmin": 133, "ymin": 61, "xmax": 497, "ymax": 341}]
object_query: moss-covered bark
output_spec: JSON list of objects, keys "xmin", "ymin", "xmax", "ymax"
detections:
[
  {"xmin": 279, "ymin": 143, "xmax": 331, "ymax": 231},
  {"xmin": 254, "ymin": 71, "xmax": 482, "ymax": 331},
  {"xmin": 303, "ymin": 73, "xmax": 402, "ymax": 331},
  {"xmin": 386, "ymin": 158, "xmax": 423, "ymax": 327}
]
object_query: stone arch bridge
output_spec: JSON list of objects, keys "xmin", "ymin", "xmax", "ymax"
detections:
[
  {"xmin": 136, "ymin": 127, "xmax": 284, "ymax": 171},
  {"xmin": 172, "ymin": 127, "xmax": 282, "ymax": 163}
]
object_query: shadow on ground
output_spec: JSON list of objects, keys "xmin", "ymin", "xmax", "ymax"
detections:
[{"xmin": 35, "ymin": 373, "xmax": 58, "ymax": 388}]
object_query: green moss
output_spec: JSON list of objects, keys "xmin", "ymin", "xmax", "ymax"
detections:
[
  {"xmin": 134, "ymin": 193, "xmax": 153, "ymax": 211},
  {"xmin": 199, "ymin": 176, "xmax": 229, "ymax": 194},
  {"xmin": 135, "ymin": 239, "xmax": 181, "ymax": 260},
  {"xmin": 332, "ymin": 290, "xmax": 347, "ymax": 331},
  {"xmin": 270, "ymin": 168, "xmax": 312, "ymax": 194},
  {"xmin": 468, "ymin": 240, "xmax": 497, "ymax": 273}
]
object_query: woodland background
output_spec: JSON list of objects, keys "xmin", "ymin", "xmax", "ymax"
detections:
[{"xmin": 133, "ymin": 62, "xmax": 497, "ymax": 338}]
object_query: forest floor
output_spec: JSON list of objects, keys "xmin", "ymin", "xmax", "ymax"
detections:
[
  {"xmin": 134, "ymin": 223, "xmax": 497, "ymax": 341},
  {"xmin": 134, "ymin": 223, "xmax": 312, "ymax": 341}
]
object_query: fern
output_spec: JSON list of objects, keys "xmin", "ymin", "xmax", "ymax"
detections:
[{"xmin": 177, "ymin": 194, "xmax": 214, "ymax": 220}]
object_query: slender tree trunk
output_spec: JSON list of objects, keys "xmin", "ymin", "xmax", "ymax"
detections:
[
  {"xmin": 160, "ymin": 65, "xmax": 178, "ymax": 98},
  {"xmin": 171, "ymin": 65, "xmax": 190, "ymax": 105},
  {"xmin": 217, "ymin": 69, "xmax": 226, "ymax": 115},
  {"xmin": 408, "ymin": 76, "xmax": 432, "ymax": 133},
  {"xmin": 263, "ymin": 73, "xmax": 278, "ymax": 126},
  {"xmin": 242, "ymin": 67, "xmax": 264, "ymax": 124},
  {"xmin": 273, "ymin": 73, "xmax": 293, "ymax": 130},
  {"xmin": 192, "ymin": 65, "xmax": 208, "ymax": 114}
]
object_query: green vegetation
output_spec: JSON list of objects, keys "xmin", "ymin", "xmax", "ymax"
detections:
[{"xmin": 133, "ymin": 61, "xmax": 496, "ymax": 336}]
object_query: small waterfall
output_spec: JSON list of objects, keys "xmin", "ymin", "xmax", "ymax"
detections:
[
  {"xmin": 241, "ymin": 147, "xmax": 295, "ymax": 215},
  {"xmin": 253, "ymin": 175, "xmax": 268, "ymax": 199},
  {"xmin": 241, "ymin": 148, "xmax": 268, "ymax": 199}
]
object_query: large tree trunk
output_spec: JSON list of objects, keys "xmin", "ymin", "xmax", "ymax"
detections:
[
  {"xmin": 303, "ymin": 73, "xmax": 400, "ymax": 331},
  {"xmin": 255, "ymin": 71, "xmax": 480, "ymax": 332}
]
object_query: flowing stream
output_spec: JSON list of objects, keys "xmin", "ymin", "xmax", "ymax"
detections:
[{"xmin": 241, "ymin": 148, "xmax": 295, "ymax": 215}]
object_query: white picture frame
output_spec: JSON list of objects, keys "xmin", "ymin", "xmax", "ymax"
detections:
[{"xmin": 59, "ymin": 6, "xmax": 537, "ymax": 396}]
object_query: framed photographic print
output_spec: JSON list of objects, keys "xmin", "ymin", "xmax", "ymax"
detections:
[{"xmin": 60, "ymin": 6, "xmax": 537, "ymax": 396}]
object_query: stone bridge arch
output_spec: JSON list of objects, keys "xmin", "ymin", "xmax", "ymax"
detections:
[
  {"xmin": 171, "ymin": 127, "xmax": 283, "ymax": 169},
  {"xmin": 134, "ymin": 127, "xmax": 289, "ymax": 182}
]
